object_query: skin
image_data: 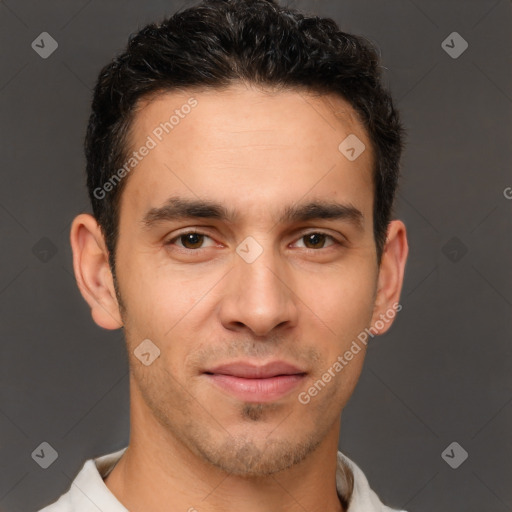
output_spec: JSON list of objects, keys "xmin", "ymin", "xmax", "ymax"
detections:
[{"xmin": 70, "ymin": 83, "xmax": 408, "ymax": 512}]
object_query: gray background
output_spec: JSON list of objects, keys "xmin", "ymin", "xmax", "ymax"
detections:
[{"xmin": 0, "ymin": 0, "xmax": 511, "ymax": 511}]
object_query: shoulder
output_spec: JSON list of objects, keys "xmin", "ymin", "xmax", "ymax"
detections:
[
  {"xmin": 36, "ymin": 448, "xmax": 128, "ymax": 512},
  {"xmin": 337, "ymin": 451, "xmax": 408, "ymax": 512},
  {"xmin": 37, "ymin": 491, "xmax": 73, "ymax": 512}
]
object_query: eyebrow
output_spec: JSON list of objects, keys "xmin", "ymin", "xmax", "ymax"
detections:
[{"xmin": 141, "ymin": 196, "xmax": 364, "ymax": 231}]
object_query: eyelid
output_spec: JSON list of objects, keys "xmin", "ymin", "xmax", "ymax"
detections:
[
  {"xmin": 165, "ymin": 228, "xmax": 345, "ymax": 250},
  {"xmin": 291, "ymin": 230, "xmax": 342, "ymax": 249},
  {"xmin": 166, "ymin": 229, "xmax": 218, "ymax": 248}
]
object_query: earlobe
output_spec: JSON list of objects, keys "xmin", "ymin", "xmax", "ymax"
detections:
[
  {"xmin": 69, "ymin": 213, "xmax": 123, "ymax": 330},
  {"xmin": 370, "ymin": 220, "xmax": 409, "ymax": 335}
]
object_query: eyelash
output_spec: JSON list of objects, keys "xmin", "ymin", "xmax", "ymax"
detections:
[{"xmin": 165, "ymin": 230, "xmax": 343, "ymax": 252}]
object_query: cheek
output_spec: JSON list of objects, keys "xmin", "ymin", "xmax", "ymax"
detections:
[
  {"xmin": 296, "ymin": 263, "xmax": 376, "ymax": 337},
  {"xmin": 120, "ymin": 252, "xmax": 203, "ymax": 332},
  {"xmin": 294, "ymin": 263, "xmax": 375, "ymax": 403},
  {"xmin": 125, "ymin": 271, "xmax": 217, "ymax": 375}
]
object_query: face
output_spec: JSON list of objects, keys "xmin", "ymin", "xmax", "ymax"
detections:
[{"xmin": 73, "ymin": 84, "xmax": 407, "ymax": 477}]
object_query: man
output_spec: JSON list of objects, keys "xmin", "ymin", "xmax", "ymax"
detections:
[{"xmin": 39, "ymin": 0, "xmax": 409, "ymax": 510}]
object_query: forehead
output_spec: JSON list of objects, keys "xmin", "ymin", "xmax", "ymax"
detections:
[{"xmin": 120, "ymin": 84, "xmax": 374, "ymax": 226}]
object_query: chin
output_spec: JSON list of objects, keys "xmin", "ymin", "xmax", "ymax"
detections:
[{"xmin": 195, "ymin": 432, "xmax": 322, "ymax": 477}]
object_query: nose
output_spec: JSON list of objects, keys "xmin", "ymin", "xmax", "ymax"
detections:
[{"xmin": 218, "ymin": 241, "xmax": 299, "ymax": 337}]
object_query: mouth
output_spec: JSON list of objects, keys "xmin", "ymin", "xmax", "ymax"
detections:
[{"xmin": 203, "ymin": 361, "xmax": 307, "ymax": 403}]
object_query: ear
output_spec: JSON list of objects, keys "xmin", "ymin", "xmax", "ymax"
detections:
[
  {"xmin": 69, "ymin": 213, "xmax": 123, "ymax": 330},
  {"xmin": 370, "ymin": 220, "xmax": 408, "ymax": 335}
]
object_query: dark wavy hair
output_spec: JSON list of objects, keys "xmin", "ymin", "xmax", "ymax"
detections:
[{"xmin": 85, "ymin": 0, "xmax": 405, "ymax": 286}]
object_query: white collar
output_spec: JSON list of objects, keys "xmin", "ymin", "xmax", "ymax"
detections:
[{"xmin": 40, "ymin": 447, "xmax": 405, "ymax": 512}]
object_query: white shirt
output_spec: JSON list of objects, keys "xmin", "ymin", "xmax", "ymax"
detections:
[{"xmin": 38, "ymin": 447, "xmax": 407, "ymax": 512}]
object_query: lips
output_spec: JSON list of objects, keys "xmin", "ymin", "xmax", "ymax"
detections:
[
  {"xmin": 203, "ymin": 361, "xmax": 307, "ymax": 402},
  {"xmin": 205, "ymin": 360, "xmax": 306, "ymax": 379}
]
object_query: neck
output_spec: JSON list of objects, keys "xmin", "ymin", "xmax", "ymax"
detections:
[{"xmin": 104, "ymin": 387, "xmax": 346, "ymax": 512}]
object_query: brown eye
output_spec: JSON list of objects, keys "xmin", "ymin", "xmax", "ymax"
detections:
[
  {"xmin": 179, "ymin": 233, "xmax": 204, "ymax": 249},
  {"xmin": 298, "ymin": 232, "xmax": 336, "ymax": 250},
  {"xmin": 167, "ymin": 232, "xmax": 215, "ymax": 250}
]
